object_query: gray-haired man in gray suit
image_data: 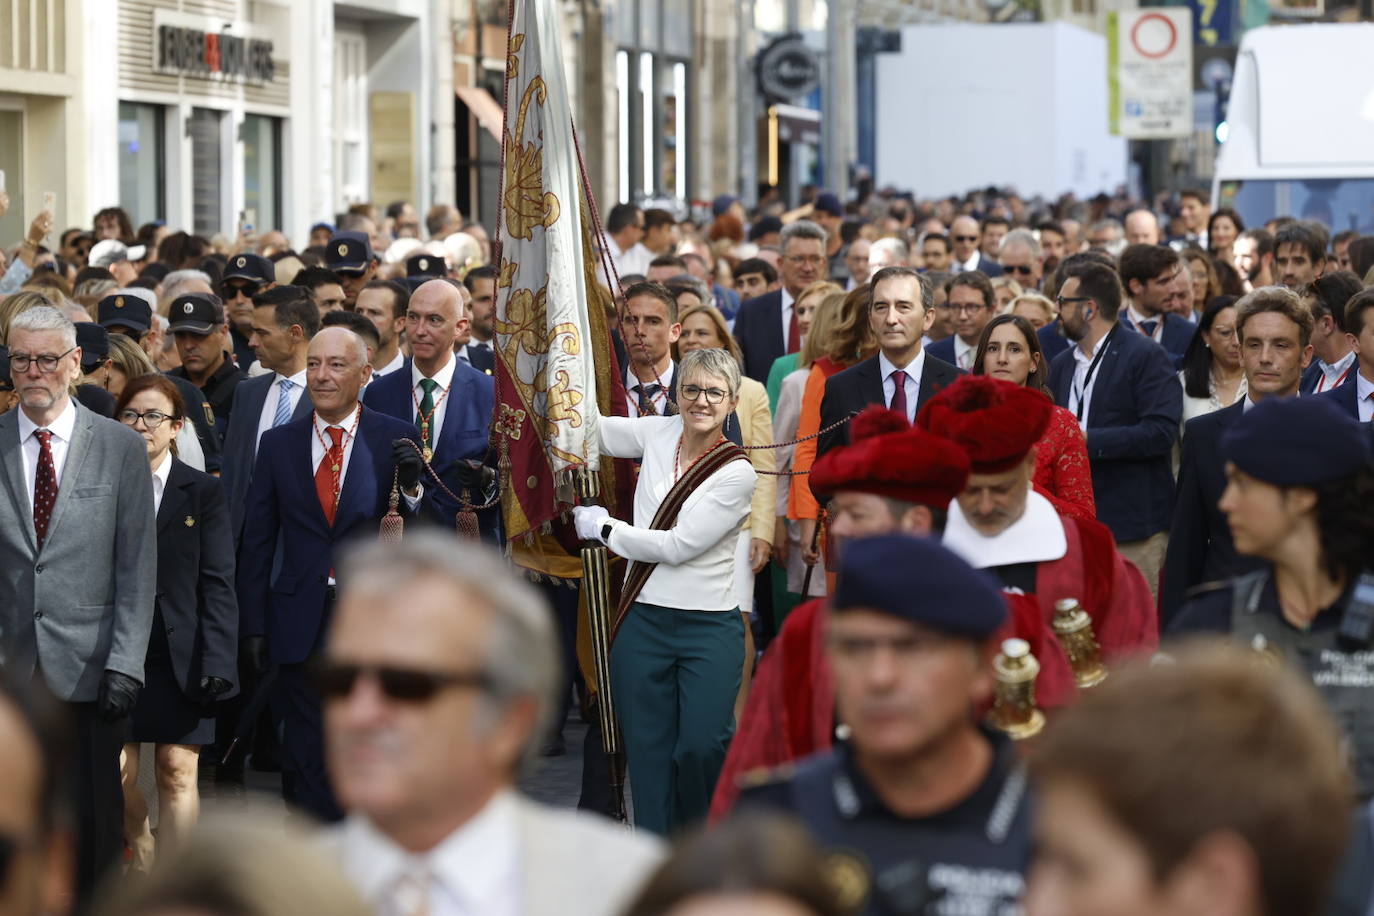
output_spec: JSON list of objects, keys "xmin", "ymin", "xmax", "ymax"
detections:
[{"xmin": 0, "ymin": 304, "xmax": 157, "ymax": 900}]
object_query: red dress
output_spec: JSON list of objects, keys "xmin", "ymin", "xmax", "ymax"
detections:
[{"xmin": 1033, "ymin": 405, "xmax": 1095, "ymax": 522}]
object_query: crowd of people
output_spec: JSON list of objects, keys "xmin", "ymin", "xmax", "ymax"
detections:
[{"xmin": 1, "ymin": 178, "xmax": 1374, "ymax": 916}]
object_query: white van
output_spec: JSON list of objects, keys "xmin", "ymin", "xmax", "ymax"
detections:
[{"xmin": 1212, "ymin": 23, "xmax": 1374, "ymax": 233}]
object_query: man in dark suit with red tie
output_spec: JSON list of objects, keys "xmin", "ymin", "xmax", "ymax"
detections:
[
  {"xmin": 1319, "ymin": 288, "xmax": 1374, "ymax": 423},
  {"xmin": 733, "ymin": 220, "xmax": 829, "ymax": 382},
  {"xmin": 817, "ymin": 267, "xmax": 962, "ymax": 459},
  {"xmin": 238, "ymin": 327, "xmax": 420, "ymax": 821}
]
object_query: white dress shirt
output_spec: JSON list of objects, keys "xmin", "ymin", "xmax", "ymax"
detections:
[
  {"xmin": 412, "ymin": 354, "xmax": 457, "ymax": 444},
  {"xmin": 1124, "ymin": 304, "xmax": 1166, "ymax": 343},
  {"xmin": 1312, "ymin": 351, "xmax": 1357, "ymax": 394},
  {"xmin": 17, "ymin": 398, "xmax": 77, "ymax": 505},
  {"xmin": 255, "ymin": 368, "xmax": 308, "ymax": 446},
  {"xmin": 597, "ymin": 415, "xmax": 757, "ymax": 612},
  {"xmin": 1069, "ymin": 341, "xmax": 1103, "ymax": 430},
  {"xmin": 625, "ymin": 360, "xmax": 675, "ymax": 418},
  {"xmin": 375, "ymin": 349, "xmax": 406, "ymax": 378},
  {"xmin": 311, "ymin": 406, "xmax": 361, "ymax": 494},
  {"xmin": 151, "ymin": 451, "xmax": 173, "ymax": 514},
  {"xmin": 610, "ymin": 241, "xmax": 653, "ymax": 279},
  {"xmin": 878, "ymin": 349, "xmax": 926, "ymax": 423},
  {"xmin": 779, "ymin": 285, "xmax": 796, "ymax": 350},
  {"xmin": 337, "ymin": 789, "xmax": 522, "ymax": 916},
  {"xmin": 1358, "ymin": 372, "xmax": 1374, "ymax": 423},
  {"xmin": 953, "ymin": 335, "xmax": 976, "ymax": 371},
  {"xmin": 953, "ymin": 252, "xmax": 982, "ymax": 274}
]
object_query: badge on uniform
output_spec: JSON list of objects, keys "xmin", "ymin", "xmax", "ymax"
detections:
[
  {"xmin": 184, "ymin": 516, "xmax": 195, "ymax": 527},
  {"xmin": 204, "ymin": 403, "xmax": 217, "ymax": 428}
]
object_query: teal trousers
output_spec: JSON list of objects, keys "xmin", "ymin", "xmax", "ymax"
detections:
[{"xmin": 611, "ymin": 601, "xmax": 743, "ymax": 836}]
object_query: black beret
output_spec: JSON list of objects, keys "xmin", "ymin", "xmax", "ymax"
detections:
[
  {"xmin": 832, "ymin": 534, "xmax": 1007, "ymax": 639},
  {"xmin": 1222, "ymin": 396, "xmax": 1371, "ymax": 486}
]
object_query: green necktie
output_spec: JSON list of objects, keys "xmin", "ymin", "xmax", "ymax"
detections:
[{"xmin": 416, "ymin": 378, "xmax": 439, "ymax": 452}]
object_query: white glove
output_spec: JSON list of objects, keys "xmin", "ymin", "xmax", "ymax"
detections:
[{"xmin": 572, "ymin": 505, "xmax": 611, "ymax": 542}]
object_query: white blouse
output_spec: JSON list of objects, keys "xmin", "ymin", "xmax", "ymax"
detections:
[{"xmin": 597, "ymin": 415, "xmax": 757, "ymax": 612}]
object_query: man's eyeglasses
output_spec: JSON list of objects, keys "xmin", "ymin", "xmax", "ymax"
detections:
[
  {"xmin": 943, "ymin": 303, "xmax": 990, "ymax": 315},
  {"xmin": 312, "ymin": 661, "xmax": 491, "ymax": 703},
  {"xmin": 1056, "ymin": 295, "xmax": 1093, "ymax": 308},
  {"xmin": 119, "ymin": 409, "xmax": 176, "ymax": 430},
  {"xmin": 221, "ymin": 282, "xmax": 261, "ymax": 299},
  {"xmin": 8, "ymin": 348, "xmax": 76, "ymax": 374},
  {"xmin": 680, "ymin": 384, "xmax": 729, "ymax": 405},
  {"xmin": 1002, "ymin": 264, "xmax": 1035, "ymax": 276},
  {"xmin": 784, "ymin": 255, "xmax": 827, "ymax": 267}
]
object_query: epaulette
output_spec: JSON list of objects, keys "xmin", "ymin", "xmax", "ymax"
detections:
[{"xmin": 1183, "ymin": 579, "xmax": 1232, "ymax": 601}]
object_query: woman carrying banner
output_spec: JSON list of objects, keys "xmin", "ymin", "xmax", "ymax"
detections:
[{"xmin": 573, "ymin": 344, "xmax": 758, "ymax": 836}]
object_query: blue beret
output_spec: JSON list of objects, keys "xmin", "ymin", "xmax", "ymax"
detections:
[
  {"xmin": 1222, "ymin": 396, "xmax": 1371, "ymax": 487},
  {"xmin": 832, "ymin": 534, "xmax": 1006, "ymax": 639}
]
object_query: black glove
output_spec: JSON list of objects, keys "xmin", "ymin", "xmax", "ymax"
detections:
[
  {"xmin": 393, "ymin": 439, "xmax": 423, "ymax": 491},
  {"xmin": 242, "ymin": 636, "xmax": 269, "ymax": 679},
  {"xmin": 453, "ymin": 459, "xmax": 496, "ymax": 493},
  {"xmin": 96, "ymin": 670, "xmax": 141, "ymax": 722},
  {"xmin": 199, "ymin": 676, "xmax": 232, "ymax": 699}
]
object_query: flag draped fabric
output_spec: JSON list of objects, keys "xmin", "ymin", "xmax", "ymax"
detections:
[{"xmin": 493, "ymin": 0, "xmax": 607, "ymax": 544}]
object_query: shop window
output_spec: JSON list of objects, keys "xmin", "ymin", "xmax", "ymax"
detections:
[
  {"xmin": 118, "ymin": 102, "xmax": 165, "ymax": 227},
  {"xmin": 242, "ymin": 115, "xmax": 282, "ymax": 232},
  {"xmin": 189, "ymin": 108, "xmax": 225, "ymax": 237}
]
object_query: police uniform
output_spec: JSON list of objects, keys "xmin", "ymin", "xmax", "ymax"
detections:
[
  {"xmin": 1172, "ymin": 397, "xmax": 1374, "ymax": 797},
  {"xmin": 166, "ymin": 292, "xmax": 245, "ymax": 427},
  {"xmin": 325, "ymin": 231, "xmax": 375, "ymax": 305},
  {"xmin": 222, "ymin": 253, "xmax": 276, "ymax": 370},
  {"xmin": 96, "ymin": 293, "xmax": 223, "ymax": 472},
  {"xmin": 739, "ymin": 535, "xmax": 1033, "ymax": 916}
]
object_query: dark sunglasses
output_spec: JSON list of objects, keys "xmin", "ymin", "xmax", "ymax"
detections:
[
  {"xmin": 952, "ymin": 235, "xmax": 979, "ymax": 243},
  {"xmin": 221, "ymin": 281, "xmax": 262, "ymax": 298},
  {"xmin": 312, "ymin": 661, "xmax": 491, "ymax": 703},
  {"xmin": 1002, "ymin": 264, "xmax": 1035, "ymax": 275}
]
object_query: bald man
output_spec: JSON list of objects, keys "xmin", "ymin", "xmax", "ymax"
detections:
[
  {"xmin": 362, "ymin": 278, "xmax": 497, "ymax": 541},
  {"xmin": 238, "ymin": 326, "xmax": 421, "ymax": 821},
  {"xmin": 1124, "ymin": 209, "xmax": 1161, "ymax": 247}
]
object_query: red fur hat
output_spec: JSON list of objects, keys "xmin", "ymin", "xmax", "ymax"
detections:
[
  {"xmin": 916, "ymin": 375, "xmax": 1052, "ymax": 473},
  {"xmin": 811, "ymin": 406, "xmax": 971, "ymax": 509}
]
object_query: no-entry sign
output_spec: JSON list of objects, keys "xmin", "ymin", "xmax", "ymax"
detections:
[{"xmin": 1108, "ymin": 8, "xmax": 1193, "ymax": 138}]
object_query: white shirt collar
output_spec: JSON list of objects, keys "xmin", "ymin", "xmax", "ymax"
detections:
[
  {"xmin": 943, "ymin": 488, "xmax": 1068, "ymax": 569},
  {"xmin": 626, "ymin": 358, "xmax": 675, "ymax": 391},
  {"xmin": 1126, "ymin": 303, "xmax": 1158, "ymax": 329},
  {"xmin": 1356, "ymin": 370, "xmax": 1373, "ymax": 400},
  {"xmin": 17, "ymin": 397, "xmax": 77, "ymax": 444},
  {"xmin": 277, "ymin": 368, "xmax": 308, "ymax": 388},
  {"xmin": 955, "ymin": 252, "xmax": 981, "ymax": 272},
  {"xmin": 878, "ymin": 346, "xmax": 926, "ymax": 380},
  {"xmin": 781, "ymin": 285, "xmax": 795, "ymax": 313},
  {"xmin": 953, "ymin": 335, "xmax": 975, "ymax": 365},
  {"xmin": 151, "ymin": 451, "xmax": 174, "ymax": 486},
  {"xmin": 337, "ymin": 789, "xmax": 520, "ymax": 910},
  {"xmin": 411, "ymin": 353, "xmax": 456, "ymax": 390},
  {"xmin": 377, "ymin": 349, "xmax": 406, "ymax": 377},
  {"xmin": 1319, "ymin": 350, "xmax": 1357, "ymax": 377},
  {"xmin": 314, "ymin": 404, "xmax": 361, "ymax": 436}
]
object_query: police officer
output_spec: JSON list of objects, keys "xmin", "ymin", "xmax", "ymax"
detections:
[
  {"xmin": 167, "ymin": 292, "xmax": 245, "ymax": 427},
  {"xmin": 220, "ymin": 253, "xmax": 277, "ymax": 370},
  {"xmin": 740, "ymin": 534, "xmax": 1031, "ymax": 916},
  {"xmin": 1172, "ymin": 396, "xmax": 1374, "ymax": 793},
  {"xmin": 96, "ymin": 293, "xmax": 223, "ymax": 472},
  {"xmin": 325, "ymin": 231, "xmax": 377, "ymax": 308}
]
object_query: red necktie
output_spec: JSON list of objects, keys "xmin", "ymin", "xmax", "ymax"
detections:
[
  {"xmin": 889, "ymin": 370, "xmax": 909, "ymax": 418},
  {"xmin": 315, "ymin": 427, "xmax": 345, "ymax": 526},
  {"xmin": 33, "ymin": 430, "xmax": 58, "ymax": 550},
  {"xmin": 787, "ymin": 307, "xmax": 800, "ymax": 353}
]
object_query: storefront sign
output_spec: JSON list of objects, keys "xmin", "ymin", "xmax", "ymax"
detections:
[
  {"xmin": 153, "ymin": 11, "xmax": 275, "ymax": 84},
  {"xmin": 757, "ymin": 34, "xmax": 821, "ymax": 101},
  {"xmin": 1107, "ymin": 9, "xmax": 1193, "ymax": 139}
]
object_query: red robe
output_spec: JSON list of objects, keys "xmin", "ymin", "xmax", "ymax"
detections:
[{"xmin": 709, "ymin": 515, "xmax": 1157, "ymax": 821}]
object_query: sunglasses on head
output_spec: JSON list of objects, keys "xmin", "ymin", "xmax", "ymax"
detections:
[{"xmin": 311, "ymin": 661, "xmax": 491, "ymax": 703}]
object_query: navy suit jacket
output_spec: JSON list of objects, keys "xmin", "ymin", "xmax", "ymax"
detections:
[
  {"xmin": 1049, "ymin": 327, "xmax": 1181, "ymax": 542},
  {"xmin": 817, "ymin": 353, "xmax": 963, "ymax": 459},
  {"xmin": 221, "ymin": 373, "xmax": 314, "ymax": 545},
  {"xmin": 362, "ymin": 358, "xmax": 496, "ymax": 538},
  {"xmin": 1038, "ymin": 319, "xmax": 1072, "ymax": 363},
  {"xmin": 969, "ymin": 253, "xmax": 1004, "ymax": 277},
  {"xmin": 237, "ymin": 407, "xmax": 420, "ymax": 664},
  {"xmin": 1316, "ymin": 370, "xmax": 1364, "ymax": 418},
  {"xmin": 1303, "ymin": 360, "xmax": 1360, "ymax": 398},
  {"xmin": 924, "ymin": 336, "xmax": 963, "ymax": 369},
  {"xmin": 1158, "ymin": 401, "xmax": 1263, "ymax": 627},
  {"xmin": 155, "ymin": 459, "xmax": 239, "ymax": 699},
  {"xmin": 1119, "ymin": 308, "xmax": 1194, "ymax": 365},
  {"xmin": 734, "ymin": 289, "xmax": 787, "ymax": 382}
]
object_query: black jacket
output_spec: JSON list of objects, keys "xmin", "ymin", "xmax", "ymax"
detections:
[
  {"xmin": 817, "ymin": 353, "xmax": 962, "ymax": 459},
  {"xmin": 154, "ymin": 458, "xmax": 239, "ymax": 699},
  {"xmin": 733, "ymin": 289, "xmax": 787, "ymax": 383}
]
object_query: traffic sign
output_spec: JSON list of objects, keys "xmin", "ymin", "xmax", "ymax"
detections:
[{"xmin": 1108, "ymin": 9, "xmax": 1194, "ymax": 139}]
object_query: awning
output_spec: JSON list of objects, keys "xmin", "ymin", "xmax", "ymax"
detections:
[{"xmin": 456, "ymin": 85, "xmax": 504, "ymax": 142}]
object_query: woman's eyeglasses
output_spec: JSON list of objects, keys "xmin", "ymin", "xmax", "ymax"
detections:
[
  {"xmin": 680, "ymin": 385, "xmax": 728, "ymax": 405},
  {"xmin": 118, "ymin": 409, "xmax": 175, "ymax": 429}
]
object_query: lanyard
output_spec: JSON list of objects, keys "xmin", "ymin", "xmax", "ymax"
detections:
[
  {"xmin": 1315, "ymin": 362, "xmax": 1355, "ymax": 393},
  {"xmin": 1071, "ymin": 326, "xmax": 1116, "ymax": 422}
]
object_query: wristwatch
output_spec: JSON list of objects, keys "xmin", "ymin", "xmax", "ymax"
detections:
[{"xmin": 600, "ymin": 520, "xmax": 615, "ymax": 543}]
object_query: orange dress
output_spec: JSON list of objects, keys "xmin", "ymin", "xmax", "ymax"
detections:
[{"xmin": 786, "ymin": 358, "xmax": 846, "ymax": 521}]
